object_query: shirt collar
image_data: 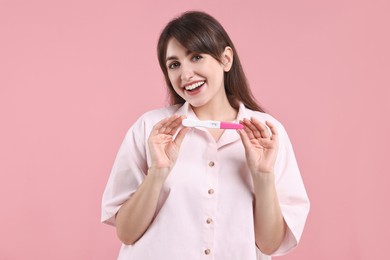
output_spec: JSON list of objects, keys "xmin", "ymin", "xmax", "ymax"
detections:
[
  {"xmin": 175, "ymin": 101, "xmax": 248, "ymax": 122},
  {"xmin": 236, "ymin": 102, "xmax": 248, "ymax": 122},
  {"xmin": 175, "ymin": 101, "xmax": 248, "ymax": 148}
]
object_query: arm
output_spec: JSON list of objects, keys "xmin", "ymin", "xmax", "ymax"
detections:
[
  {"xmin": 115, "ymin": 167, "xmax": 168, "ymax": 245},
  {"xmin": 252, "ymin": 173, "xmax": 286, "ymax": 254},
  {"xmin": 238, "ymin": 117, "xmax": 286, "ymax": 254},
  {"xmin": 115, "ymin": 115, "xmax": 189, "ymax": 245}
]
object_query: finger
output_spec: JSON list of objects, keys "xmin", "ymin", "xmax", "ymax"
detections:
[
  {"xmin": 173, "ymin": 126, "xmax": 190, "ymax": 147},
  {"xmin": 155, "ymin": 115, "xmax": 180, "ymax": 134},
  {"xmin": 237, "ymin": 128, "xmax": 252, "ymax": 150},
  {"xmin": 166, "ymin": 115, "xmax": 185, "ymax": 135},
  {"xmin": 250, "ymin": 117, "xmax": 270, "ymax": 139},
  {"xmin": 247, "ymin": 118, "xmax": 264, "ymax": 139},
  {"xmin": 240, "ymin": 119, "xmax": 254, "ymax": 139},
  {"xmin": 241, "ymin": 118, "xmax": 259, "ymax": 139},
  {"xmin": 265, "ymin": 120, "xmax": 279, "ymax": 142},
  {"xmin": 151, "ymin": 118, "xmax": 171, "ymax": 136},
  {"xmin": 153, "ymin": 117, "xmax": 172, "ymax": 130}
]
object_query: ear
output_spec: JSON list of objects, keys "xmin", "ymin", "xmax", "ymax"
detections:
[{"xmin": 222, "ymin": 46, "xmax": 233, "ymax": 72}]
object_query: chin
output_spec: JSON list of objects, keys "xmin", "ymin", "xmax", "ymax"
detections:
[{"xmin": 188, "ymin": 99, "xmax": 209, "ymax": 108}]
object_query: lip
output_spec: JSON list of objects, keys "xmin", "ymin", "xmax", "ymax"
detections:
[
  {"xmin": 184, "ymin": 81, "xmax": 205, "ymax": 96},
  {"xmin": 182, "ymin": 80, "xmax": 205, "ymax": 89}
]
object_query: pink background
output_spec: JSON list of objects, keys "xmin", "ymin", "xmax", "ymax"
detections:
[{"xmin": 1, "ymin": 0, "xmax": 389, "ymax": 259}]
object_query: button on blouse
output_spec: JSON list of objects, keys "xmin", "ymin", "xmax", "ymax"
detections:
[{"xmin": 101, "ymin": 102, "xmax": 310, "ymax": 260}]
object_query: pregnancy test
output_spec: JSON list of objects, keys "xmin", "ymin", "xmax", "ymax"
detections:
[{"xmin": 182, "ymin": 118, "xmax": 244, "ymax": 129}]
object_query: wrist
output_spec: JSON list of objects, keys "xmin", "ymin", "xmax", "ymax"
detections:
[
  {"xmin": 252, "ymin": 172, "xmax": 275, "ymax": 188},
  {"xmin": 251, "ymin": 169, "xmax": 275, "ymax": 178},
  {"xmin": 147, "ymin": 167, "xmax": 170, "ymax": 182}
]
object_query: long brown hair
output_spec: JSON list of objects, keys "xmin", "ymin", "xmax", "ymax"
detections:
[{"xmin": 157, "ymin": 11, "xmax": 264, "ymax": 112}]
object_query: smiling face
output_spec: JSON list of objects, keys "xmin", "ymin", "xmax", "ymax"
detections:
[{"xmin": 165, "ymin": 38, "xmax": 233, "ymax": 110}]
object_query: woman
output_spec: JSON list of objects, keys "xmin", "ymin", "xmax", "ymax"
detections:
[{"xmin": 102, "ymin": 11, "xmax": 309, "ymax": 260}]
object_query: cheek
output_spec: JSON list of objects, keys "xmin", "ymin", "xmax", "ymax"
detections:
[
  {"xmin": 204, "ymin": 61, "xmax": 224, "ymax": 79},
  {"xmin": 168, "ymin": 71, "xmax": 179, "ymax": 86},
  {"xmin": 167, "ymin": 73, "xmax": 182, "ymax": 94}
]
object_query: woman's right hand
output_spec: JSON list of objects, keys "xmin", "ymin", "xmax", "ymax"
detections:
[
  {"xmin": 116, "ymin": 115, "xmax": 189, "ymax": 245},
  {"xmin": 147, "ymin": 115, "xmax": 189, "ymax": 173}
]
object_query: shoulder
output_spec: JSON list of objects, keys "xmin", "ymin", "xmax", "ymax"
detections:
[
  {"xmin": 241, "ymin": 106, "xmax": 291, "ymax": 140},
  {"xmin": 127, "ymin": 104, "xmax": 182, "ymax": 134},
  {"xmin": 139, "ymin": 104, "xmax": 181, "ymax": 124},
  {"xmin": 138, "ymin": 105, "xmax": 178, "ymax": 120},
  {"xmin": 243, "ymin": 106, "xmax": 282, "ymax": 127}
]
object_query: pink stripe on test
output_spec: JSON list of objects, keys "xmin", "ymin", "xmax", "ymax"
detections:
[{"xmin": 220, "ymin": 122, "xmax": 244, "ymax": 129}]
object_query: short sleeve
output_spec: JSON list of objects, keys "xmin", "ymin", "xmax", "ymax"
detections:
[
  {"xmin": 265, "ymin": 121, "xmax": 310, "ymax": 256},
  {"xmin": 101, "ymin": 117, "xmax": 148, "ymax": 226}
]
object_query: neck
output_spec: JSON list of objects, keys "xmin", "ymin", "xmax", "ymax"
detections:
[{"xmin": 192, "ymin": 95, "xmax": 237, "ymax": 122}]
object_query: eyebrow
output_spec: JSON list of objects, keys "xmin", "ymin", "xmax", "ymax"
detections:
[{"xmin": 166, "ymin": 50, "xmax": 193, "ymax": 62}]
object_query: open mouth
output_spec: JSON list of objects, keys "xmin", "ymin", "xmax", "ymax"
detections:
[{"xmin": 184, "ymin": 81, "xmax": 205, "ymax": 92}]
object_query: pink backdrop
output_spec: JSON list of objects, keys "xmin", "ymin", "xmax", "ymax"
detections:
[{"xmin": 1, "ymin": 0, "xmax": 389, "ymax": 259}]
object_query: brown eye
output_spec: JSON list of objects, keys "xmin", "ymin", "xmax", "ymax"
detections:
[
  {"xmin": 192, "ymin": 55, "xmax": 203, "ymax": 61},
  {"xmin": 168, "ymin": 61, "xmax": 180, "ymax": 69}
]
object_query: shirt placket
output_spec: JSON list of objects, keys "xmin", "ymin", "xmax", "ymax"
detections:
[{"xmin": 202, "ymin": 142, "xmax": 218, "ymax": 259}]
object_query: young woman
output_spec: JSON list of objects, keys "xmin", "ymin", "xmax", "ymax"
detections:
[{"xmin": 102, "ymin": 11, "xmax": 309, "ymax": 260}]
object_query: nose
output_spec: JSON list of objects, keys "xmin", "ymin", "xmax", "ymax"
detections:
[{"xmin": 180, "ymin": 63, "xmax": 195, "ymax": 82}]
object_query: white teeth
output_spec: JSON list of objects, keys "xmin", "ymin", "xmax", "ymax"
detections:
[{"xmin": 185, "ymin": 81, "xmax": 205, "ymax": 91}]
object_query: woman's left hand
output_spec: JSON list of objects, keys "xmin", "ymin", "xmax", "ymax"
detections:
[{"xmin": 238, "ymin": 117, "xmax": 279, "ymax": 176}]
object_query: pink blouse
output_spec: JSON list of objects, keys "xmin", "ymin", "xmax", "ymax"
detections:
[{"xmin": 101, "ymin": 102, "xmax": 310, "ymax": 260}]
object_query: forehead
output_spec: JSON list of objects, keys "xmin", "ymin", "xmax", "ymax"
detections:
[{"xmin": 166, "ymin": 38, "xmax": 189, "ymax": 59}]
